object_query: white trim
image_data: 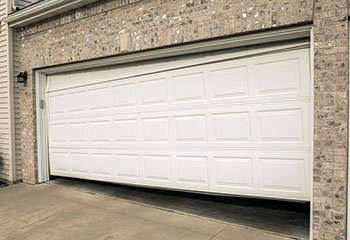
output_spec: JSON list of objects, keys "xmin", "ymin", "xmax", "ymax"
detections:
[
  {"xmin": 6, "ymin": 1, "xmax": 16, "ymax": 182},
  {"xmin": 36, "ymin": 26, "xmax": 312, "ymax": 185},
  {"xmin": 310, "ymin": 26, "xmax": 315, "ymax": 240},
  {"xmin": 4, "ymin": 0, "xmax": 98, "ymax": 28},
  {"xmin": 36, "ymin": 72, "xmax": 49, "ymax": 183},
  {"xmin": 347, "ymin": 21, "xmax": 350, "ymax": 240},
  {"xmin": 7, "ymin": 27, "xmax": 15, "ymax": 182}
]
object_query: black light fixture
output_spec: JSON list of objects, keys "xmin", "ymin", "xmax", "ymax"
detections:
[{"xmin": 17, "ymin": 71, "xmax": 27, "ymax": 85}]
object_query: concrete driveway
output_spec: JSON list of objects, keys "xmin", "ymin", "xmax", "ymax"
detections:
[{"xmin": 0, "ymin": 183, "xmax": 295, "ymax": 240}]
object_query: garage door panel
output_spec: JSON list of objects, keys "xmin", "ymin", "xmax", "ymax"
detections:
[
  {"xmin": 172, "ymin": 72, "xmax": 205, "ymax": 103},
  {"xmin": 48, "ymin": 103, "xmax": 309, "ymax": 149},
  {"xmin": 212, "ymin": 111, "xmax": 251, "ymax": 143},
  {"xmin": 67, "ymin": 90, "xmax": 88, "ymax": 113},
  {"xmin": 114, "ymin": 119, "xmax": 139, "ymax": 144},
  {"xmin": 252, "ymin": 50, "xmax": 310, "ymax": 98},
  {"xmin": 140, "ymin": 77, "xmax": 169, "ymax": 106},
  {"xmin": 47, "ymin": 48, "xmax": 311, "ymax": 200},
  {"xmin": 260, "ymin": 159, "xmax": 305, "ymax": 191},
  {"xmin": 49, "ymin": 122, "xmax": 67, "ymax": 144},
  {"xmin": 115, "ymin": 154, "xmax": 140, "ymax": 179},
  {"xmin": 256, "ymin": 153, "xmax": 309, "ymax": 199},
  {"xmin": 175, "ymin": 114, "xmax": 207, "ymax": 143},
  {"xmin": 175, "ymin": 155, "xmax": 208, "ymax": 186},
  {"xmin": 258, "ymin": 109, "xmax": 303, "ymax": 142},
  {"xmin": 209, "ymin": 65, "xmax": 249, "ymax": 100},
  {"xmin": 48, "ymin": 149, "xmax": 310, "ymax": 200},
  {"xmin": 69, "ymin": 121, "xmax": 89, "ymax": 144},
  {"xmin": 256, "ymin": 58, "xmax": 301, "ymax": 95},
  {"xmin": 48, "ymin": 93, "xmax": 66, "ymax": 116},
  {"xmin": 141, "ymin": 116, "xmax": 170, "ymax": 144},
  {"xmin": 256, "ymin": 102, "xmax": 311, "ymax": 148},
  {"xmin": 71, "ymin": 152, "xmax": 90, "ymax": 175},
  {"xmin": 91, "ymin": 153, "xmax": 113, "ymax": 177},
  {"xmin": 210, "ymin": 155, "xmax": 253, "ymax": 191},
  {"xmin": 90, "ymin": 120, "xmax": 112, "ymax": 144},
  {"xmin": 111, "ymin": 82, "xmax": 137, "ymax": 109},
  {"xmin": 143, "ymin": 154, "xmax": 172, "ymax": 182},
  {"xmin": 88, "ymin": 87, "xmax": 110, "ymax": 111},
  {"xmin": 209, "ymin": 152, "xmax": 309, "ymax": 198},
  {"xmin": 50, "ymin": 151, "xmax": 70, "ymax": 175}
]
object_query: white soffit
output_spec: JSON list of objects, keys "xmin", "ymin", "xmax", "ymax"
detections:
[{"xmin": 4, "ymin": 0, "xmax": 99, "ymax": 28}]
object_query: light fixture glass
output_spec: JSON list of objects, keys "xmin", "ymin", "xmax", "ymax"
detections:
[{"xmin": 16, "ymin": 71, "xmax": 27, "ymax": 85}]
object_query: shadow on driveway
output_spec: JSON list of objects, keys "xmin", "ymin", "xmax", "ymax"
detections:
[
  {"xmin": 0, "ymin": 180, "xmax": 7, "ymax": 188},
  {"xmin": 52, "ymin": 177, "xmax": 309, "ymax": 239}
]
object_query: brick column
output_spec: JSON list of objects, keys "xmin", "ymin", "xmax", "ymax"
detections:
[{"xmin": 313, "ymin": 0, "xmax": 349, "ymax": 239}]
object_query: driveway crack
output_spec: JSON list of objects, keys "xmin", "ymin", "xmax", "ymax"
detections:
[{"xmin": 208, "ymin": 225, "xmax": 228, "ymax": 240}]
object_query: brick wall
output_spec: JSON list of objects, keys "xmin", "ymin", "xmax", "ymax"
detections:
[
  {"xmin": 313, "ymin": 0, "xmax": 349, "ymax": 239},
  {"xmin": 12, "ymin": 0, "xmax": 349, "ymax": 239}
]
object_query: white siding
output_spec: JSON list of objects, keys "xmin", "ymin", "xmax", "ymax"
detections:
[
  {"xmin": 13, "ymin": 30, "xmax": 20, "ymax": 181},
  {"xmin": 0, "ymin": 0, "xmax": 15, "ymax": 182}
]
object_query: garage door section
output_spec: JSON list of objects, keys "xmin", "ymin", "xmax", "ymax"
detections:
[{"xmin": 47, "ymin": 48, "xmax": 311, "ymax": 201}]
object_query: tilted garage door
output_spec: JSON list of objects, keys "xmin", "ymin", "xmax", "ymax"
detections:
[{"xmin": 47, "ymin": 47, "xmax": 311, "ymax": 201}]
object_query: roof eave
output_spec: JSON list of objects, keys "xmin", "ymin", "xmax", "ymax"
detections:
[{"xmin": 4, "ymin": 0, "xmax": 99, "ymax": 28}]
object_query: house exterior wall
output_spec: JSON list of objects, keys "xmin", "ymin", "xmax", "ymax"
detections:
[
  {"xmin": 312, "ymin": 1, "xmax": 349, "ymax": 239},
  {"xmin": 0, "ymin": 0, "xmax": 16, "ymax": 183},
  {"xmin": 14, "ymin": 0, "xmax": 314, "ymax": 182},
  {"xmin": 10, "ymin": 0, "xmax": 349, "ymax": 239}
]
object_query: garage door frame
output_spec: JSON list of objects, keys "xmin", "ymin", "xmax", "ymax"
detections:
[{"xmin": 35, "ymin": 26, "xmax": 314, "ymax": 198}]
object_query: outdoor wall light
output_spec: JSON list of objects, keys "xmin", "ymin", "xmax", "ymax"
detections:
[{"xmin": 17, "ymin": 71, "xmax": 27, "ymax": 85}]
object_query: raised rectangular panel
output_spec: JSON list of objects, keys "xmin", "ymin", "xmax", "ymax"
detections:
[
  {"xmin": 71, "ymin": 153, "xmax": 90, "ymax": 174},
  {"xmin": 69, "ymin": 122, "xmax": 88, "ymax": 143},
  {"xmin": 176, "ymin": 156, "xmax": 208, "ymax": 184},
  {"xmin": 144, "ymin": 155, "xmax": 171, "ymax": 181},
  {"xmin": 112, "ymin": 83, "xmax": 136, "ymax": 108},
  {"xmin": 51, "ymin": 152, "xmax": 69, "ymax": 173},
  {"xmin": 210, "ymin": 66, "xmax": 248, "ymax": 98},
  {"xmin": 49, "ymin": 123, "xmax": 66, "ymax": 143},
  {"xmin": 91, "ymin": 153, "xmax": 113, "ymax": 176},
  {"xmin": 258, "ymin": 109, "xmax": 303, "ymax": 142},
  {"xmin": 173, "ymin": 73, "xmax": 204, "ymax": 102},
  {"xmin": 256, "ymin": 58, "xmax": 300, "ymax": 94},
  {"xmin": 68, "ymin": 91, "xmax": 86, "ymax": 113},
  {"xmin": 214, "ymin": 157, "xmax": 252, "ymax": 188},
  {"xmin": 260, "ymin": 157, "xmax": 305, "ymax": 191},
  {"xmin": 140, "ymin": 78, "xmax": 168, "ymax": 105},
  {"xmin": 91, "ymin": 121, "xmax": 111, "ymax": 143},
  {"xmin": 213, "ymin": 112, "xmax": 251, "ymax": 143},
  {"xmin": 116, "ymin": 154, "xmax": 139, "ymax": 178},
  {"xmin": 142, "ymin": 117, "xmax": 169, "ymax": 143},
  {"xmin": 115, "ymin": 119, "xmax": 138, "ymax": 143},
  {"xmin": 175, "ymin": 114, "xmax": 207, "ymax": 143},
  {"xmin": 49, "ymin": 94, "xmax": 65, "ymax": 115},
  {"xmin": 89, "ymin": 87, "xmax": 109, "ymax": 110}
]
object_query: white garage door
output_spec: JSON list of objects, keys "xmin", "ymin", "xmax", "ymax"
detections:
[{"xmin": 47, "ymin": 47, "xmax": 311, "ymax": 201}]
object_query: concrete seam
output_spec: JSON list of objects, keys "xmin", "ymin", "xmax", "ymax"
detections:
[{"xmin": 208, "ymin": 225, "xmax": 228, "ymax": 240}]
